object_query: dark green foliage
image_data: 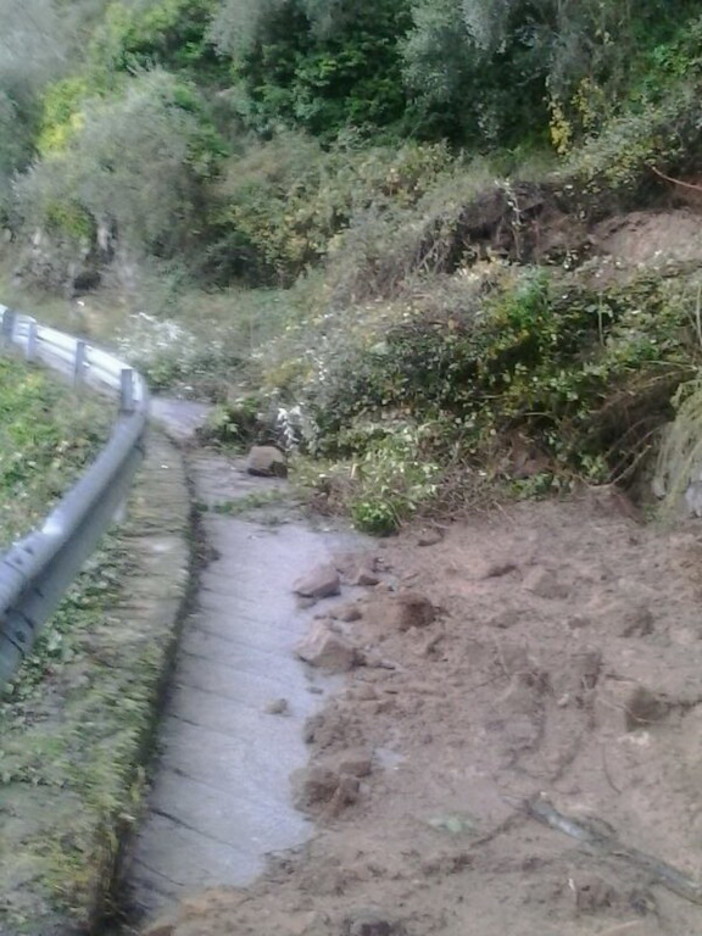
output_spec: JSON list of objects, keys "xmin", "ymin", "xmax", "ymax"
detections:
[
  {"xmin": 91, "ymin": 0, "xmax": 225, "ymax": 80},
  {"xmin": 402, "ymin": 0, "xmax": 550, "ymax": 146},
  {"xmin": 402, "ymin": 0, "xmax": 702, "ymax": 148},
  {"xmin": 230, "ymin": 0, "xmax": 413, "ymax": 138}
]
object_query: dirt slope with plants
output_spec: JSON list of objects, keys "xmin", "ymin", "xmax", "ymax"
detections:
[{"xmin": 132, "ymin": 203, "xmax": 702, "ymax": 936}]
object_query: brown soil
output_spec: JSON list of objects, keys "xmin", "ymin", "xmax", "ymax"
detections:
[{"xmin": 141, "ymin": 488, "xmax": 702, "ymax": 936}]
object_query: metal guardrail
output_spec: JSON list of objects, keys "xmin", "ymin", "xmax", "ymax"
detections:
[{"xmin": 0, "ymin": 305, "xmax": 149, "ymax": 688}]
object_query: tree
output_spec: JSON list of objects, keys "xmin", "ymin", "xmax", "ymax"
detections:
[
  {"xmin": 16, "ymin": 70, "xmax": 223, "ymax": 257},
  {"xmin": 401, "ymin": 0, "xmax": 549, "ymax": 145},
  {"xmin": 210, "ymin": 0, "xmax": 413, "ymax": 138},
  {"xmin": 401, "ymin": 0, "xmax": 701, "ymax": 148},
  {"xmin": 0, "ymin": 0, "xmax": 76, "ymax": 218}
]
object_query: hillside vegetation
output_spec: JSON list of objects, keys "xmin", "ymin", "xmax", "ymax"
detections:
[{"xmin": 3, "ymin": 0, "xmax": 702, "ymax": 531}]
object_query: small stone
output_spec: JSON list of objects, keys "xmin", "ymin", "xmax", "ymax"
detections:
[
  {"xmin": 291, "ymin": 766, "xmax": 359, "ymax": 817},
  {"xmin": 489, "ymin": 608, "xmax": 520, "ymax": 629},
  {"xmin": 352, "ymin": 684, "xmax": 378, "ymax": 701},
  {"xmin": 330, "ymin": 602, "xmax": 363, "ymax": 623},
  {"xmin": 296, "ymin": 621, "xmax": 358, "ymax": 672},
  {"xmin": 625, "ymin": 685, "xmax": 670, "ymax": 730},
  {"xmin": 324, "ymin": 774, "xmax": 360, "ymax": 817},
  {"xmin": 573, "ymin": 873, "xmax": 616, "ymax": 913},
  {"xmin": 291, "ymin": 766, "xmax": 339, "ymax": 810},
  {"xmin": 246, "ymin": 445, "xmax": 287, "ymax": 477},
  {"xmin": 417, "ymin": 528, "xmax": 443, "ymax": 547},
  {"xmin": 524, "ymin": 567, "xmax": 569, "ymax": 600},
  {"xmin": 384, "ymin": 591, "xmax": 436, "ymax": 632},
  {"xmin": 352, "ymin": 566, "xmax": 381, "ymax": 587},
  {"xmin": 343, "ymin": 908, "xmax": 406, "ymax": 936},
  {"xmin": 293, "ymin": 563, "xmax": 341, "ymax": 599},
  {"xmin": 484, "ymin": 561, "xmax": 518, "ymax": 579},
  {"xmin": 265, "ymin": 698, "xmax": 289, "ymax": 715},
  {"xmin": 296, "ymin": 595, "xmax": 318, "ymax": 609},
  {"xmin": 568, "ymin": 615, "xmax": 591, "ymax": 629},
  {"xmin": 334, "ymin": 748, "xmax": 373, "ymax": 777},
  {"xmin": 619, "ymin": 605, "xmax": 655, "ymax": 638}
]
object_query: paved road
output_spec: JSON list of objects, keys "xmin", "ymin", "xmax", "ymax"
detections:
[{"xmin": 127, "ymin": 411, "xmax": 359, "ymax": 921}]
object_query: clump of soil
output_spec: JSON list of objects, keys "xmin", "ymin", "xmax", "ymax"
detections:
[{"xmin": 141, "ymin": 488, "xmax": 702, "ymax": 936}]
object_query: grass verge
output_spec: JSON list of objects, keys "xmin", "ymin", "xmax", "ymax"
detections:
[
  {"xmin": 0, "ymin": 352, "xmax": 112, "ymax": 547},
  {"xmin": 0, "ymin": 431, "xmax": 191, "ymax": 935}
]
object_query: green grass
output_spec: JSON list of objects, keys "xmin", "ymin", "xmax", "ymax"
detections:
[
  {"xmin": 0, "ymin": 534, "xmax": 151, "ymax": 932},
  {"xmin": 0, "ymin": 437, "xmax": 190, "ymax": 933},
  {"xmin": 0, "ymin": 353, "xmax": 112, "ymax": 548}
]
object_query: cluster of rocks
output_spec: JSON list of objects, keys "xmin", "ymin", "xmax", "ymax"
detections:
[
  {"xmin": 287, "ymin": 554, "xmax": 440, "ymax": 822},
  {"xmin": 291, "ymin": 558, "xmax": 436, "ymax": 674}
]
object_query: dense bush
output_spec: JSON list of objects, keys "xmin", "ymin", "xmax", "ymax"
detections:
[
  {"xmin": 558, "ymin": 91, "xmax": 702, "ymax": 217},
  {"xmin": 301, "ymin": 270, "xmax": 699, "ymax": 488},
  {"xmin": 402, "ymin": 0, "xmax": 700, "ymax": 147},
  {"xmin": 90, "ymin": 0, "xmax": 223, "ymax": 79},
  {"xmin": 208, "ymin": 133, "xmax": 455, "ymax": 286}
]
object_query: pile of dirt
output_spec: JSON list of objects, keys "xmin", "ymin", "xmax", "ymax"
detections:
[
  {"xmin": 141, "ymin": 488, "xmax": 702, "ymax": 936},
  {"xmin": 590, "ymin": 208, "xmax": 702, "ymax": 270}
]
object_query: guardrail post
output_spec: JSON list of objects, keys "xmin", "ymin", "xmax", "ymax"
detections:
[
  {"xmin": 120, "ymin": 368, "xmax": 135, "ymax": 413},
  {"xmin": 74, "ymin": 340, "xmax": 87, "ymax": 385},
  {"xmin": 25, "ymin": 321, "xmax": 38, "ymax": 362},
  {"xmin": 1, "ymin": 307, "xmax": 15, "ymax": 344}
]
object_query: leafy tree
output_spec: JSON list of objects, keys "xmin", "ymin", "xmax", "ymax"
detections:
[
  {"xmin": 16, "ymin": 70, "xmax": 224, "ymax": 257},
  {"xmin": 89, "ymin": 0, "xmax": 224, "ymax": 79},
  {"xmin": 402, "ymin": 0, "xmax": 549, "ymax": 145},
  {"xmin": 211, "ymin": 0, "xmax": 413, "ymax": 138},
  {"xmin": 0, "ymin": 0, "xmax": 75, "ymax": 218},
  {"xmin": 401, "ymin": 0, "xmax": 700, "ymax": 148}
]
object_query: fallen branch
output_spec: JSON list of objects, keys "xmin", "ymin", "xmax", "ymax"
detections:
[
  {"xmin": 522, "ymin": 795, "xmax": 702, "ymax": 906},
  {"xmin": 649, "ymin": 164, "xmax": 702, "ymax": 193}
]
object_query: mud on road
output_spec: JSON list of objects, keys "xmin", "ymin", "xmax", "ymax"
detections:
[{"xmin": 141, "ymin": 485, "xmax": 702, "ymax": 936}]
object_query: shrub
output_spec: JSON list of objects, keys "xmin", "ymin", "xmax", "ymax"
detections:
[
  {"xmin": 559, "ymin": 83, "xmax": 702, "ymax": 215},
  {"xmin": 211, "ymin": 0, "xmax": 412, "ymax": 139},
  {"xmin": 349, "ymin": 424, "xmax": 440, "ymax": 534},
  {"xmin": 90, "ymin": 0, "xmax": 223, "ymax": 79},
  {"xmin": 296, "ymin": 269, "xmax": 700, "ymax": 489},
  {"xmin": 211, "ymin": 132, "xmax": 455, "ymax": 285}
]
